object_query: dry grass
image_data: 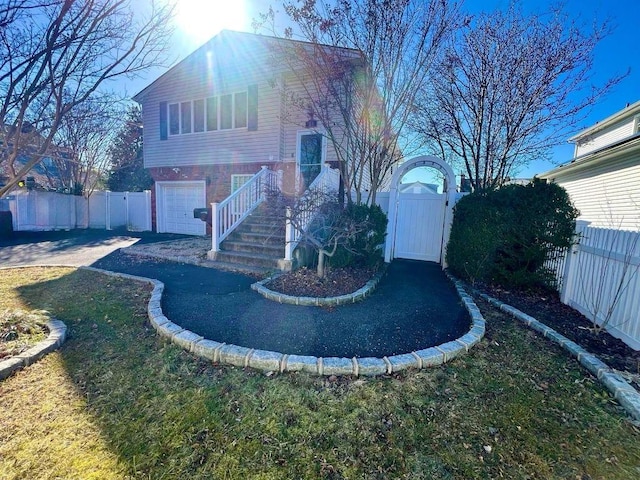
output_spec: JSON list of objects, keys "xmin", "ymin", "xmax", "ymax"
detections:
[
  {"xmin": 0, "ymin": 267, "xmax": 639, "ymax": 479},
  {"xmin": 0, "ymin": 308, "xmax": 49, "ymax": 359}
]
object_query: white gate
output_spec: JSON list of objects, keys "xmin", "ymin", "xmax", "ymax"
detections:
[
  {"xmin": 384, "ymin": 155, "xmax": 457, "ymax": 266},
  {"xmin": 394, "ymin": 191, "xmax": 446, "ymax": 262}
]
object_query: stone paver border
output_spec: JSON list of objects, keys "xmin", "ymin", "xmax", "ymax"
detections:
[
  {"xmin": 251, "ymin": 269, "xmax": 386, "ymax": 306},
  {"xmin": 475, "ymin": 289, "xmax": 640, "ymax": 422},
  {"xmin": 0, "ymin": 318, "xmax": 68, "ymax": 381},
  {"xmin": 2, "ymin": 265, "xmax": 637, "ymax": 421},
  {"xmin": 82, "ymin": 266, "xmax": 485, "ymax": 377}
]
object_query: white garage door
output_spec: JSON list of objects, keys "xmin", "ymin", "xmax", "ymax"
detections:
[{"xmin": 156, "ymin": 181, "xmax": 206, "ymax": 235}]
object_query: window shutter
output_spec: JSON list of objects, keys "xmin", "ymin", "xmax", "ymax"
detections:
[
  {"xmin": 159, "ymin": 101, "xmax": 168, "ymax": 140},
  {"xmin": 247, "ymin": 84, "xmax": 258, "ymax": 131}
]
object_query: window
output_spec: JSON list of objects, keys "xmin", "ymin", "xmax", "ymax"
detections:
[
  {"xmin": 206, "ymin": 97, "xmax": 218, "ymax": 131},
  {"xmin": 634, "ymin": 115, "xmax": 640, "ymax": 134},
  {"xmin": 193, "ymin": 99, "xmax": 205, "ymax": 133},
  {"xmin": 220, "ymin": 94, "xmax": 233, "ymax": 130},
  {"xmin": 164, "ymin": 89, "xmax": 250, "ymax": 137},
  {"xmin": 180, "ymin": 101, "xmax": 191, "ymax": 134},
  {"xmin": 231, "ymin": 174, "xmax": 253, "ymax": 193},
  {"xmin": 169, "ymin": 103, "xmax": 179, "ymax": 135},
  {"xmin": 234, "ymin": 92, "xmax": 248, "ymax": 128}
]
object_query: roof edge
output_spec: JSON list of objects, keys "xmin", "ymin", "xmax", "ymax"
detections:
[
  {"xmin": 539, "ymin": 135, "xmax": 640, "ymax": 179},
  {"xmin": 569, "ymin": 100, "xmax": 640, "ymax": 142}
]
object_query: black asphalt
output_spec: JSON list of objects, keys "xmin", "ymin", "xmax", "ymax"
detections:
[
  {"xmin": 2, "ymin": 230, "xmax": 470, "ymax": 358},
  {"xmin": 93, "ymin": 251, "xmax": 470, "ymax": 358}
]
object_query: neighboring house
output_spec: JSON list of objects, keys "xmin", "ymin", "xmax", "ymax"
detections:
[
  {"xmin": 539, "ymin": 101, "xmax": 640, "ymax": 231},
  {"xmin": 132, "ymin": 30, "xmax": 352, "ymax": 237}
]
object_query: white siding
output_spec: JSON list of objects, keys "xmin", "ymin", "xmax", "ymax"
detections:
[
  {"xmin": 554, "ymin": 155, "xmax": 640, "ymax": 231},
  {"xmin": 139, "ymin": 34, "xmax": 285, "ymax": 169},
  {"xmin": 575, "ymin": 118, "xmax": 636, "ymax": 157}
]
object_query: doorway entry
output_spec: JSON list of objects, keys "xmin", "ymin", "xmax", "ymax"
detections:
[{"xmin": 297, "ymin": 131, "xmax": 325, "ymax": 189}]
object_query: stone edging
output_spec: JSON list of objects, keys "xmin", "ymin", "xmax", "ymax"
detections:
[
  {"xmin": 250, "ymin": 270, "xmax": 386, "ymax": 306},
  {"xmin": 81, "ymin": 266, "xmax": 486, "ymax": 376},
  {"xmin": 475, "ymin": 290, "xmax": 640, "ymax": 422},
  {"xmin": 0, "ymin": 319, "xmax": 68, "ymax": 381}
]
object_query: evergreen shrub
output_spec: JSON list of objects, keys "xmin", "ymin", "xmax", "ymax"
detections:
[
  {"xmin": 446, "ymin": 179, "xmax": 579, "ymax": 289},
  {"xmin": 330, "ymin": 203, "xmax": 388, "ymax": 268}
]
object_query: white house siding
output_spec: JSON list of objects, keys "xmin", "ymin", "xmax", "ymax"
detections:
[
  {"xmin": 575, "ymin": 118, "xmax": 636, "ymax": 157},
  {"xmin": 138, "ymin": 34, "xmax": 285, "ymax": 169},
  {"xmin": 553, "ymin": 155, "xmax": 640, "ymax": 231}
]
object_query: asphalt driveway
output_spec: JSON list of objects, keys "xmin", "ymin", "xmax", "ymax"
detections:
[
  {"xmin": 0, "ymin": 229, "xmax": 186, "ymax": 267},
  {"xmin": 1, "ymin": 229, "xmax": 470, "ymax": 358}
]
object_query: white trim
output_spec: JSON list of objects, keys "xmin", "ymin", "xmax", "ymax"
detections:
[
  {"xmin": 167, "ymin": 90, "xmax": 248, "ymax": 137},
  {"xmin": 296, "ymin": 129, "xmax": 327, "ymax": 189},
  {"xmin": 155, "ymin": 180, "xmax": 206, "ymax": 235}
]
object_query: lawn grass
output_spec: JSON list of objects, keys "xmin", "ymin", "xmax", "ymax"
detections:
[{"xmin": 0, "ymin": 266, "xmax": 639, "ymax": 479}]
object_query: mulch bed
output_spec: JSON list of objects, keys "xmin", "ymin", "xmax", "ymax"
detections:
[
  {"xmin": 483, "ymin": 284, "xmax": 640, "ymax": 377},
  {"xmin": 266, "ymin": 266, "xmax": 376, "ymax": 298}
]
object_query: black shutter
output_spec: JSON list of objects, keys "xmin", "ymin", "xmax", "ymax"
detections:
[
  {"xmin": 159, "ymin": 101, "xmax": 168, "ymax": 140},
  {"xmin": 247, "ymin": 84, "xmax": 258, "ymax": 131}
]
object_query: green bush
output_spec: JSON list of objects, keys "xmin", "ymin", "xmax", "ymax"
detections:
[
  {"xmin": 446, "ymin": 179, "xmax": 578, "ymax": 289},
  {"xmin": 330, "ymin": 203, "xmax": 388, "ymax": 268}
]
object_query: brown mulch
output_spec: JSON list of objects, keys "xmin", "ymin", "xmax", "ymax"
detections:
[
  {"xmin": 483, "ymin": 284, "xmax": 640, "ymax": 376},
  {"xmin": 266, "ymin": 266, "xmax": 376, "ymax": 298}
]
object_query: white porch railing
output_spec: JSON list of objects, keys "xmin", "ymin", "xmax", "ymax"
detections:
[
  {"xmin": 285, "ymin": 163, "xmax": 341, "ymax": 261},
  {"xmin": 211, "ymin": 166, "xmax": 280, "ymax": 252}
]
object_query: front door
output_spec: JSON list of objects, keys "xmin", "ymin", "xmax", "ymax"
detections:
[{"xmin": 297, "ymin": 132, "xmax": 324, "ymax": 190}]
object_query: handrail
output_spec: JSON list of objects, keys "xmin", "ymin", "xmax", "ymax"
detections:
[
  {"xmin": 211, "ymin": 166, "xmax": 279, "ymax": 252},
  {"xmin": 285, "ymin": 163, "xmax": 340, "ymax": 261}
]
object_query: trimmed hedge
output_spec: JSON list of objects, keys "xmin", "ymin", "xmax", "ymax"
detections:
[{"xmin": 446, "ymin": 179, "xmax": 578, "ymax": 289}]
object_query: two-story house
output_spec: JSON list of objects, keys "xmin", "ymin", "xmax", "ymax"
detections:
[
  {"xmin": 539, "ymin": 101, "xmax": 640, "ymax": 231},
  {"xmin": 133, "ymin": 30, "xmax": 353, "ymax": 238}
]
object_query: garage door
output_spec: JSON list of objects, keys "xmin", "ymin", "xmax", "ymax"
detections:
[{"xmin": 156, "ymin": 181, "xmax": 206, "ymax": 235}]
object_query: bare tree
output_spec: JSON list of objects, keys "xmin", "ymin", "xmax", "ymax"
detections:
[
  {"xmin": 264, "ymin": 188, "xmax": 367, "ymax": 278},
  {"xmin": 415, "ymin": 4, "xmax": 623, "ymax": 191},
  {"xmin": 52, "ymin": 95, "xmax": 122, "ymax": 196},
  {"xmin": 0, "ymin": 0, "xmax": 173, "ymax": 198},
  {"xmin": 255, "ymin": 0, "xmax": 461, "ymax": 205}
]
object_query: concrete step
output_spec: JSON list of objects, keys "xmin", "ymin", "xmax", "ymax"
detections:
[
  {"xmin": 222, "ymin": 240, "xmax": 284, "ymax": 256},
  {"xmin": 235, "ymin": 221, "xmax": 285, "ymax": 235},
  {"xmin": 225, "ymin": 230, "xmax": 285, "ymax": 244},
  {"xmin": 213, "ymin": 250, "xmax": 282, "ymax": 270}
]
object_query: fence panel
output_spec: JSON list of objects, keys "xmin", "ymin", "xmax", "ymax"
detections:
[
  {"xmin": 561, "ymin": 224, "xmax": 640, "ymax": 350},
  {"xmin": 3, "ymin": 190, "xmax": 151, "ymax": 232},
  {"xmin": 126, "ymin": 191, "xmax": 152, "ymax": 231},
  {"xmin": 88, "ymin": 192, "xmax": 107, "ymax": 229},
  {"xmin": 108, "ymin": 192, "xmax": 127, "ymax": 229}
]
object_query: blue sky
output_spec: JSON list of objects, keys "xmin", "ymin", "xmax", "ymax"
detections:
[{"xmin": 124, "ymin": 0, "xmax": 639, "ymax": 179}]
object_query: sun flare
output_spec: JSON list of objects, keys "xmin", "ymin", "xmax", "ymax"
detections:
[{"xmin": 174, "ymin": 0, "xmax": 247, "ymax": 47}]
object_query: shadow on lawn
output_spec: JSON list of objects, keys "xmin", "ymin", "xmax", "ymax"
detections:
[{"xmin": 9, "ymin": 267, "xmax": 640, "ymax": 479}]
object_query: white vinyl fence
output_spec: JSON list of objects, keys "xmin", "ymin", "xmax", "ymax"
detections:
[
  {"xmin": 1, "ymin": 190, "xmax": 151, "ymax": 232},
  {"xmin": 548, "ymin": 221, "xmax": 640, "ymax": 350}
]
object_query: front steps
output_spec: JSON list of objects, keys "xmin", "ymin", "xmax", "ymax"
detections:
[{"xmin": 208, "ymin": 206, "xmax": 288, "ymax": 274}]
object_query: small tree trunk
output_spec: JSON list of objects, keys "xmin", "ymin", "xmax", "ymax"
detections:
[{"xmin": 317, "ymin": 249, "xmax": 327, "ymax": 278}]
